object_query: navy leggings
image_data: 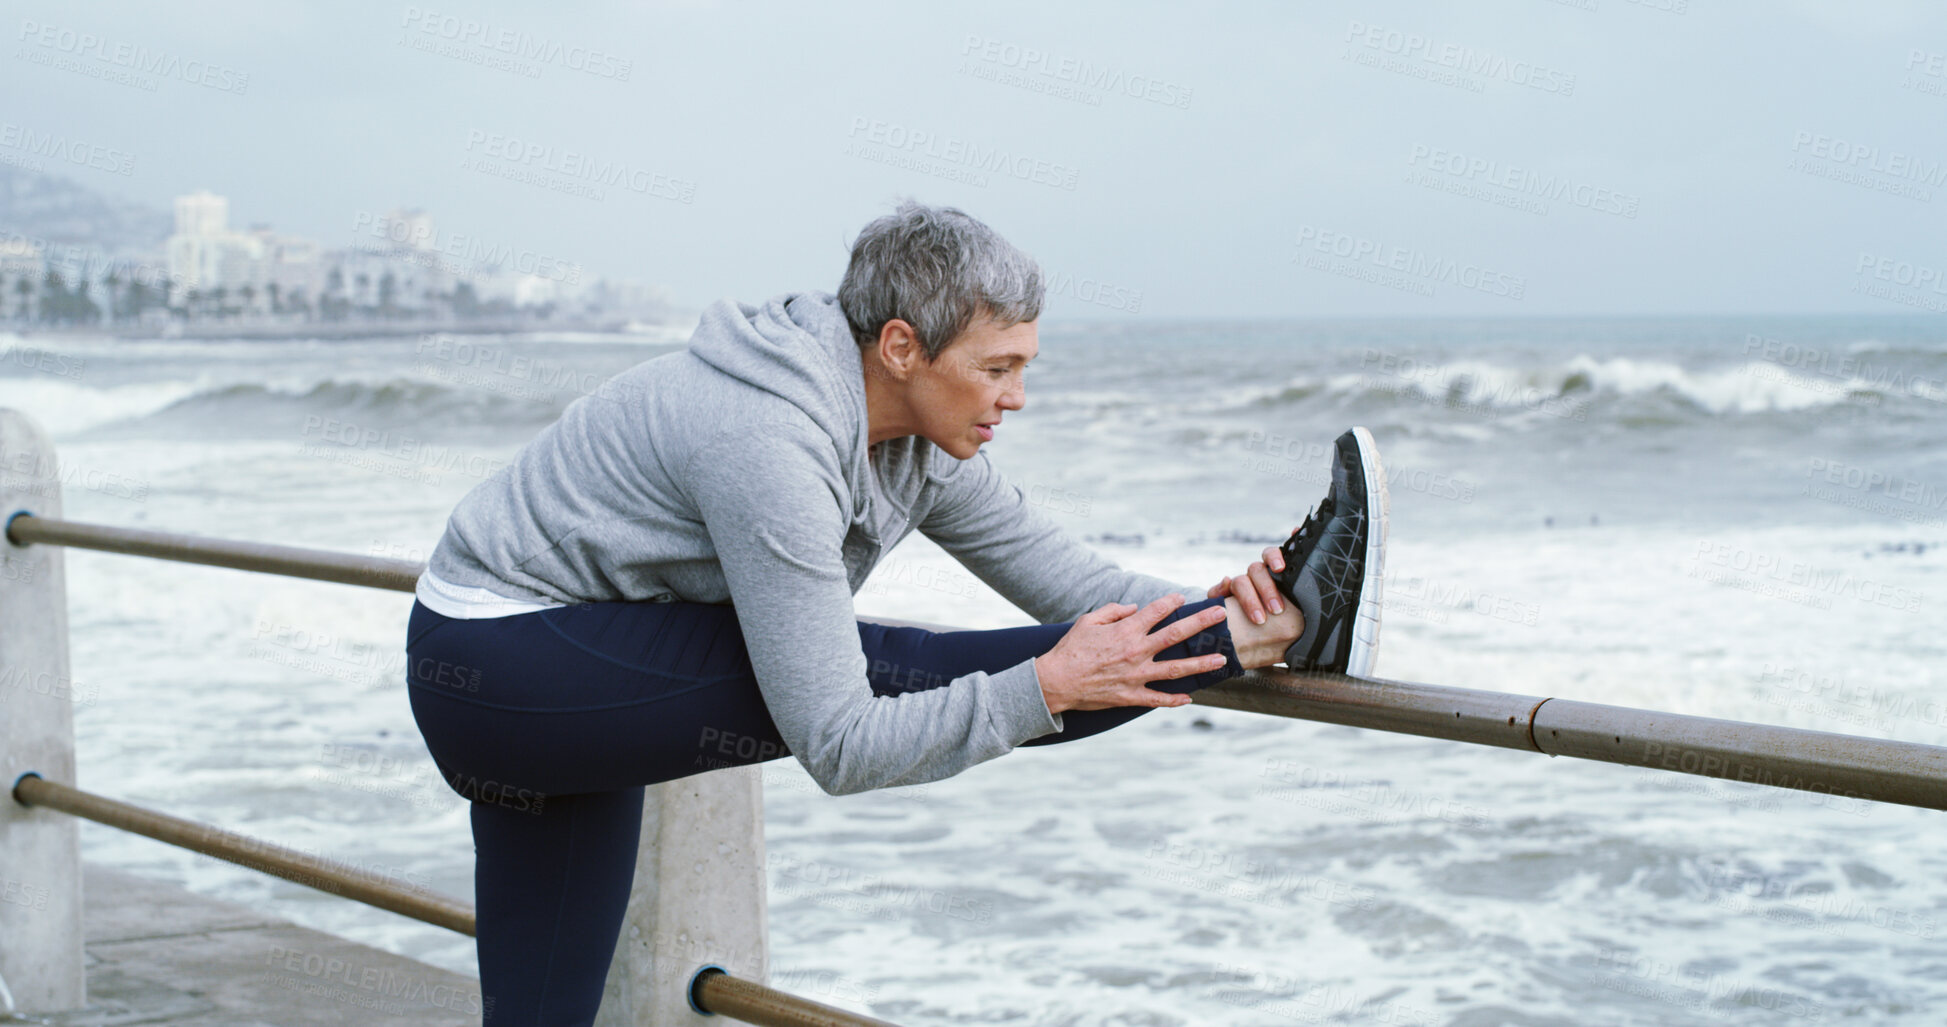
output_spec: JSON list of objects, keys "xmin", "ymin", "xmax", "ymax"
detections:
[{"xmin": 404, "ymin": 594, "xmax": 1242, "ymax": 1025}]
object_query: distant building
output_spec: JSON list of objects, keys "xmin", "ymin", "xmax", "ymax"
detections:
[
  {"xmin": 583, "ymin": 278, "xmax": 671, "ymax": 321},
  {"xmin": 174, "ymin": 190, "xmax": 227, "ymax": 237},
  {"xmin": 163, "ymin": 191, "xmax": 335, "ymax": 314},
  {"xmin": 165, "ymin": 189, "xmax": 261, "ymax": 295},
  {"xmin": 335, "ymin": 244, "xmax": 452, "ymax": 314},
  {"xmin": 141, "ymin": 189, "xmax": 645, "ymax": 324},
  {"xmin": 248, "ymin": 225, "xmax": 323, "ymax": 312}
]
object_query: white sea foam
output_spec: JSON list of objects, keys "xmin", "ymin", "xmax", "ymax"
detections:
[{"xmin": 2, "ymin": 376, "xmax": 212, "ymax": 435}]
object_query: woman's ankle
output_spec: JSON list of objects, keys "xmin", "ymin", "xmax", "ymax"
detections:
[{"xmin": 1223, "ymin": 596, "xmax": 1304, "ymax": 669}]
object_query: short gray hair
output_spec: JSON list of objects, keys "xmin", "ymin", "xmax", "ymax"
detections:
[{"xmin": 837, "ymin": 199, "xmax": 1044, "ymax": 362}]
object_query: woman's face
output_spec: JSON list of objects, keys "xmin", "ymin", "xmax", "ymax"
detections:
[{"xmin": 914, "ymin": 317, "xmax": 1037, "ymax": 460}]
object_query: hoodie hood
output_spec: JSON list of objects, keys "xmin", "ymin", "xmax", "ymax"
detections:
[{"xmin": 687, "ymin": 290, "xmax": 876, "ymax": 527}]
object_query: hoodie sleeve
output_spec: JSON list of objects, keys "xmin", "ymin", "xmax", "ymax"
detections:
[
  {"xmin": 919, "ymin": 450, "xmax": 1200, "ymax": 624},
  {"xmin": 685, "ymin": 422, "xmax": 1063, "ymax": 796}
]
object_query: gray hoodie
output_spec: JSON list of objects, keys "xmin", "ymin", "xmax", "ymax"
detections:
[{"xmin": 419, "ymin": 290, "xmax": 1197, "ymax": 795}]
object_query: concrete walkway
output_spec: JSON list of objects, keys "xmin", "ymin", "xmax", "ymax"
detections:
[{"xmin": 17, "ymin": 863, "xmax": 481, "ymax": 1026}]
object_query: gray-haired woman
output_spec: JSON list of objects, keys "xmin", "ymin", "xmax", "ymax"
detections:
[{"xmin": 403, "ymin": 200, "xmax": 1387, "ymax": 1025}]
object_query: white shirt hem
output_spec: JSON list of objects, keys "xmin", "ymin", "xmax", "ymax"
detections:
[{"xmin": 414, "ymin": 567, "xmax": 567, "ymax": 620}]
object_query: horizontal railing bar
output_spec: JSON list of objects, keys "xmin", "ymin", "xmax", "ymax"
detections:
[
  {"xmin": 1532, "ymin": 698, "xmax": 1947, "ymax": 811},
  {"xmin": 1197, "ymin": 675, "xmax": 1947, "ymax": 811},
  {"xmin": 1191, "ymin": 669, "xmax": 1547, "ymax": 751},
  {"xmin": 13, "ymin": 516, "xmax": 1941, "ymax": 812},
  {"xmin": 5, "ymin": 513, "xmax": 420, "ymax": 592},
  {"xmin": 863, "ymin": 616, "xmax": 1947, "ymax": 813},
  {"xmin": 8, "ymin": 774, "xmax": 905, "ymax": 1026},
  {"xmin": 694, "ymin": 970, "xmax": 903, "ymax": 1027},
  {"xmin": 10, "ymin": 773, "xmax": 473, "ymax": 933}
]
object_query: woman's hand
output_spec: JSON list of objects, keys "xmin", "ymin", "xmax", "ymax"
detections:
[
  {"xmin": 1205, "ymin": 533, "xmax": 1293, "ymax": 625},
  {"xmin": 1033, "ymin": 594, "xmax": 1230, "ymax": 714}
]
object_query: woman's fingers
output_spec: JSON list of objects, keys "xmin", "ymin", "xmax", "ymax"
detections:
[
  {"xmin": 1151, "ymin": 649, "xmax": 1227, "ymax": 683},
  {"xmin": 1145, "ymin": 604, "xmax": 1226, "ymax": 656},
  {"xmin": 1122, "ymin": 685, "xmax": 1194, "ymax": 708},
  {"xmin": 1209, "ymin": 547, "xmax": 1293, "ymax": 625},
  {"xmin": 1228, "ymin": 573, "xmax": 1262, "ymax": 624},
  {"xmin": 1132, "ymin": 592, "xmax": 1188, "ymax": 633},
  {"xmin": 1228, "ymin": 559, "xmax": 1284, "ymax": 624},
  {"xmin": 1247, "ymin": 562, "xmax": 1284, "ymax": 616}
]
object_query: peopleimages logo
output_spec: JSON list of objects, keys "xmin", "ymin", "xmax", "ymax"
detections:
[
  {"xmin": 1853, "ymin": 252, "xmax": 1947, "ymax": 312},
  {"xmin": 1343, "ymin": 20, "xmax": 1575, "ymax": 96},
  {"xmin": 1294, "ymin": 224, "xmax": 1526, "ymax": 300},
  {"xmin": 844, "ymin": 117, "xmax": 1080, "ymax": 191},
  {"xmin": 16, "ymin": 19, "xmax": 249, "ymax": 93},
  {"xmin": 957, "ymin": 35, "xmax": 1193, "ymax": 109},
  {"xmin": 1788, "ymin": 130, "xmax": 1945, "ymax": 202},
  {"xmin": 0, "ymin": 122, "xmax": 135, "ymax": 176},
  {"xmin": 399, "ymin": 7, "xmax": 631, "ymax": 80},
  {"xmin": 1687, "ymin": 540, "xmax": 1925, "ymax": 612},
  {"xmin": 1905, "ymin": 48, "xmax": 1947, "ymax": 97},
  {"xmin": 1790, "ymin": 132, "xmax": 1947, "ymax": 184},
  {"xmin": 461, "ymin": 130, "xmax": 696, "ymax": 203},
  {"xmin": 1743, "ymin": 332, "xmax": 1946, "ymax": 402},
  {"xmin": 1406, "ymin": 144, "xmax": 1639, "ymax": 218},
  {"xmin": 350, "ymin": 212, "xmax": 583, "ymax": 284}
]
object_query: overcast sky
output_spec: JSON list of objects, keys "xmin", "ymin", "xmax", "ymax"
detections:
[{"xmin": 7, "ymin": 0, "xmax": 1945, "ymax": 318}]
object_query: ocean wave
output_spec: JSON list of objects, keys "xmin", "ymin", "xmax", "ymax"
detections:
[
  {"xmin": 1220, "ymin": 352, "xmax": 1928, "ymax": 422},
  {"xmin": 2, "ymin": 376, "xmax": 214, "ymax": 436},
  {"xmin": 58, "ymin": 374, "xmax": 575, "ymax": 441}
]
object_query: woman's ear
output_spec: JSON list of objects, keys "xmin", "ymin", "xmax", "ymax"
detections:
[{"xmin": 875, "ymin": 319, "xmax": 922, "ymax": 377}]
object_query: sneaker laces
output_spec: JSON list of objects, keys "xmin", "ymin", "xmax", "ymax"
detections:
[{"xmin": 1287, "ymin": 492, "xmax": 1336, "ymax": 556}]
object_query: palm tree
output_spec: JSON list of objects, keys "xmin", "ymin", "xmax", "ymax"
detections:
[
  {"xmin": 125, "ymin": 279, "xmax": 151, "ymax": 321},
  {"xmin": 101, "ymin": 269, "xmax": 121, "ymax": 321},
  {"xmin": 41, "ymin": 270, "xmax": 70, "ymax": 324},
  {"xmin": 452, "ymin": 280, "xmax": 479, "ymax": 319},
  {"xmin": 76, "ymin": 281, "xmax": 101, "ymax": 323}
]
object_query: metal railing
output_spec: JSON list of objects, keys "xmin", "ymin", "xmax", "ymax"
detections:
[
  {"xmin": 4, "ymin": 778, "xmax": 892, "ymax": 1026},
  {"xmin": 12, "ymin": 509, "xmax": 1945, "ymax": 812},
  {"xmin": 5, "ymin": 505, "xmax": 1944, "ymax": 1022}
]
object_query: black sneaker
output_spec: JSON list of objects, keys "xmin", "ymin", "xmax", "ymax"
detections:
[{"xmin": 1268, "ymin": 427, "xmax": 1390, "ymax": 677}]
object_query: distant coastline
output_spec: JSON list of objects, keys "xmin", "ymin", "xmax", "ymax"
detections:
[{"xmin": 5, "ymin": 317, "xmax": 672, "ymax": 343}]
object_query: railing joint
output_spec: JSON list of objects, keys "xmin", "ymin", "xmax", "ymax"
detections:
[
  {"xmin": 1525, "ymin": 697, "xmax": 1553, "ymax": 755},
  {"xmin": 4, "ymin": 509, "xmax": 32, "ymax": 547},
  {"xmin": 10, "ymin": 769, "xmax": 46, "ymax": 804}
]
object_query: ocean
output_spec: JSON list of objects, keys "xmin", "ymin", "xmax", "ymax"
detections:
[{"xmin": 3, "ymin": 314, "xmax": 1944, "ymax": 1025}]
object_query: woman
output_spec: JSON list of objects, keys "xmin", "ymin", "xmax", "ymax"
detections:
[{"xmin": 403, "ymin": 201, "xmax": 1388, "ymax": 1024}]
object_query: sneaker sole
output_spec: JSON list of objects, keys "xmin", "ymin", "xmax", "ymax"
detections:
[{"xmin": 1345, "ymin": 426, "xmax": 1389, "ymax": 678}]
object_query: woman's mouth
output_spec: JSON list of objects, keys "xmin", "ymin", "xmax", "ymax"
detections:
[{"xmin": 975, "ymin": 423, "xmax": 995, "ymax": 441}]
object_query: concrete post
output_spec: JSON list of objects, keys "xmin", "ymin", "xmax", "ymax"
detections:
[
  {"xmin": 594, "ymin": 765, "xmax": 768, "ymax": 1026},
  {"xmin": 0, "ymin": 408, "xmax": 86, "ymax": 1014}
]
